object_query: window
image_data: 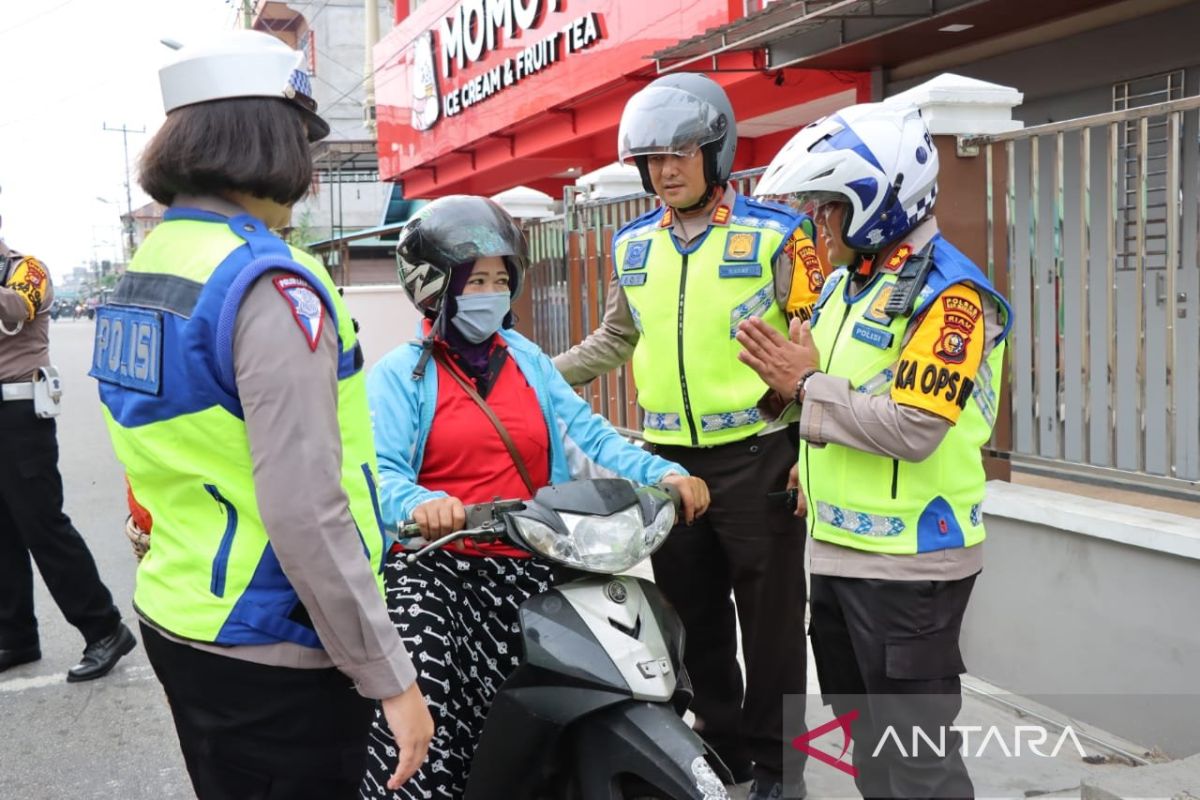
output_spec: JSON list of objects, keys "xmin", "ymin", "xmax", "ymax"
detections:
[{"xmin": 1112, "ymin": 70, "xmax": 1185, "ymax": 272}]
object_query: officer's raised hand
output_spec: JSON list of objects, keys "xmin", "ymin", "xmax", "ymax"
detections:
[{"xmin": 736, "ymin": 316, "xmax": 821, "ymax": 398}]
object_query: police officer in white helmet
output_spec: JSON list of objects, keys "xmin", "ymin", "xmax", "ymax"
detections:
[
  {"xmin": 92, "ymin": 31, "xmax": 432, "ymax": 799},
  {"xmin": 737, "ymin": 102, "xmax": 1013, "ymax": 797}
]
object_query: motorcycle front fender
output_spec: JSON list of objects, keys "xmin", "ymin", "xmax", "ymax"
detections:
[{"xmin": 570, "ymin": 700, "xmax": 732, "ymax": 800}]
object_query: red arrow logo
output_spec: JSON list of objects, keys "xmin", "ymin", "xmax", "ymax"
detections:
[{"xmin": 791, "ymin": 708, "xmax": 859, "ymax": 777}]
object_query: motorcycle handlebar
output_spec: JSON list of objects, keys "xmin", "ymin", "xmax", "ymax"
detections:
[{"xmin": 398, "ymin": 483, "xmax": 678, "ymax": 563}]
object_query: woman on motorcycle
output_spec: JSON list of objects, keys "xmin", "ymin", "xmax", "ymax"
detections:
[{"xmin": 361, "ymin": 195, "xmax": 710, "ymax": 800}]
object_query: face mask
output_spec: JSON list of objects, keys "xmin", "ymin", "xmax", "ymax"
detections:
[{"xmin": 450, "ymin": 291, "xmax": 510, "ymax": 344}]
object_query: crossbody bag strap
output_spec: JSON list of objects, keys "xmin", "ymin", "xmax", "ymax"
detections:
[{"xmin": 431, "ymin": 348, "xmax": 538, "ymax": 496}]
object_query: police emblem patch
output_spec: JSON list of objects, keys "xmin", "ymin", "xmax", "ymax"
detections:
[
  {"xmin": 934, "ymin": 294, "xmax": 980, "ymax": 365},
  {"xmin": 934, "ymin": 328, "xmax": 969, "ymax": 364},
  {"xmin": 864, "ymin": 283, "xmax": 895, "ymax": 324},
  {"xmin": 273, "ymin": 275, "xmax": 325, "ymax": 351},
  {"xmin": 623, "ymin": 240, "xmax": 651, "ymax": 270},
  {"xmin": 723, "ymin": 231, "xmax": 760, "ymax": 262}
]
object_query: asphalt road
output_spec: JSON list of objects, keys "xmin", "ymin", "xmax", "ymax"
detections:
[{"xmin": 0, "ymin": 318, "xmax": 192, "ymax": 799}]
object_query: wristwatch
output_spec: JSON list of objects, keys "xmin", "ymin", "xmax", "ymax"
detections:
[{"xmin": 793, "ymin": 369, "xmax": 820, "ymax": 405}]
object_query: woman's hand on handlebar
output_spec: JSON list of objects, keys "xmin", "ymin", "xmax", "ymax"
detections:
[
  {"xmin": 411, "ymin": 496, "xmax": 467, "ymax": 540},
  {"xmin": 660, "ymin": 474, "xmax": 710, "ymax": 524}
]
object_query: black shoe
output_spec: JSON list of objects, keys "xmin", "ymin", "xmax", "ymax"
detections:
[
  {"xmin": 0, "ymin": 644, "xmax": 41, "ymax": 673},
  {"xmin": 67, "ymin": 623, "xmax": 136, "ymax": 683}
]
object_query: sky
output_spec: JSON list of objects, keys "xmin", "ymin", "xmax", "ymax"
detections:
[{"xmin": 0, "ymin": 0, "xmax": 240, "ymax": 279}]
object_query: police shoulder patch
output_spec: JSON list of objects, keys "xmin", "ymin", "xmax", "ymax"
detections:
[
  {"xmin": 7, "ymin": 256, "xmax": 49, "ymax": 319},
  {"xmin": 272, "ymin": 275, "xmax": 325, "ymax": 352}
]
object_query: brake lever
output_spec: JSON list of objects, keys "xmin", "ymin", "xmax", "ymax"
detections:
[{"xmin": 403, "ymin": 520, "xmax": 508, "ymax": 564}]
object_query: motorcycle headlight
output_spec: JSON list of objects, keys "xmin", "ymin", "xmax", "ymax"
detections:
[
  {"xmin": 512, "ymin": 503, "xmax": 673, "ymax": 573},
  {"xmin": 511, "ymin": 515, "xmax": 583, "ymax": 565},
  {"xmin": 643, "ymin": 502, "xmax": 675, "ymax": 553}
]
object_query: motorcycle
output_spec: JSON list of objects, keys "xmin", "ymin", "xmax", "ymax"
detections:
[{"xmin": 400, "ymin": 478, "xmax": 732, "ymax": 800}]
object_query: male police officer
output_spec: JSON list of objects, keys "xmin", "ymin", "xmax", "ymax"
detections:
[
  {"xmin": 555, "ymin": 74, "xmax": 826, "ymax": 799},
  {"xmin": 738, "ymin": 102, "xmax": 1012, "ymax": 797},
  {"xmin": 0, "ymin": 211, "xmax": 135, "ymax": 681}
]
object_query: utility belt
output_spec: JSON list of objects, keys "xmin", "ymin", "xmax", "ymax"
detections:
[{"xmin": 1, "ymin": 367, "xmax": 63, "ymax": 418}]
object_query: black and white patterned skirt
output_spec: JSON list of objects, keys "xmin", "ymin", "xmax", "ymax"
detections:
[{"xmin": 360, "ymin": 549, "xmax": 557, "ymax": 800}]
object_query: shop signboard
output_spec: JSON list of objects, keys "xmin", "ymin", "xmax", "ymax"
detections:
[{"xmin": 375, "ymin": 0, "xmax": 734, "ymax": 179}]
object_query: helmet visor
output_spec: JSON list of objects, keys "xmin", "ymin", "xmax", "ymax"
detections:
[
  {"xmin": 618, "ymin": 86, "xmax": 728, "ymax": 163},
  {"xmin": 788, "ymin": 190, "xmax": 848, "ymax": 219}
]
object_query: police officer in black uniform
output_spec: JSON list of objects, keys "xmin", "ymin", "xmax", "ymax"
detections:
[{"xmin": 0, "ymin": 205, "xmax": 135, "ymax": 681}]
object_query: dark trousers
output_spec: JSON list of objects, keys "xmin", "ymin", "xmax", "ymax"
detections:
[
  {"xmin": 0, "ymin": 400, "xmax": 120, "ymax": 648},
  {"xmin": 650, "ymin": 430, "xmax": 807, "ymax": 778},
  {"xmin": 142, "ymin": 623, "xmax": 375, "ymax": 800},
  {"xmin": 809, "ymin": 573, "xmax": 978, "ymax": 799}
]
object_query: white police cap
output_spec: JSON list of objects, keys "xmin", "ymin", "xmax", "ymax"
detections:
[{"xmin": 159, "ymin": 30, "xmax": 329, "ymax": 142}]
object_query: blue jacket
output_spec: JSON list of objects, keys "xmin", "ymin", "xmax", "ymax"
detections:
[{"xmin": 367, "ymin": 328, "xmax": 686, "ymax": 527}]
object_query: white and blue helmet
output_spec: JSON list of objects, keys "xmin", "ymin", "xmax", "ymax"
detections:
[{"xmin": 754, "ymin": 102, "xmax": 938, "ymax": 252}]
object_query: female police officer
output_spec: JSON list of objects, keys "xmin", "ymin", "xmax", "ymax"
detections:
[{"xmin": 91, "ymin": 31, "xmax": 431, "ymax": 799}]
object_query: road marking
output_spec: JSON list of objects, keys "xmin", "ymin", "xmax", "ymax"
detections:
[{"xmin": 0, "ymin": 664, "xmax": 154, "ymax": 694}]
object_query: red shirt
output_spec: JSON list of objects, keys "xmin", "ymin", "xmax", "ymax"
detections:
[{"xmin": 417, "ymin": 340, "xmax": 550, "ymax": 557}]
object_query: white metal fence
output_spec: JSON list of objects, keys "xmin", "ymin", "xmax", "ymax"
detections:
[{"xmin": 972, "ymin": 96, "xmax": 1200, "ymax": 489}]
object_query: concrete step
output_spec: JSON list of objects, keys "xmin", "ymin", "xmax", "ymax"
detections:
[{"xmin": 1081, "ymin": 753, "xmax": 1200, "ymax": 800}]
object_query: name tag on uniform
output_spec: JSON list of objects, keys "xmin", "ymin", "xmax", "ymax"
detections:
[
  {"xmin": 620, "ymin": 272, "xmax": 648, "ymax": 287},
  {"xmin": 851, "ymin": 322, "xmax": 894, "ymax": 350},
  {"xmin": 723, "ymin": 231, "xmax": 760, "ymax": 261},
  {"xmin": 90, "ymin": 306, "xmax": 163, "ymax": 395},
  {"xmin": 623, "ymin": 240, "xmax": 651, "ymax": 270},
  {"xmin": 719, "ymin": 263, "xmax": 762, "ymax": 279}
]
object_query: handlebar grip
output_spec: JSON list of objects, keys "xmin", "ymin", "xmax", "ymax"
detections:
[{"xmin": 655, "ymin": 481, "xmax": 683, "ymax": 510}]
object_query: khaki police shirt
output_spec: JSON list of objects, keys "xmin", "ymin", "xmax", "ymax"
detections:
[
  {"xmin": 553, "ymin": 185, "xmax": 820, "ymax": 385},
  {"xmin": 0, "ymin": 243, "xmax": 53, "ymax": 383},
  {"xmin": 137, "ymin": 203, "xmax": 415, "ymax": 700},
  {"xmin": 799, "ymin": 218, "xmax": 1003, "ymax": 581}
]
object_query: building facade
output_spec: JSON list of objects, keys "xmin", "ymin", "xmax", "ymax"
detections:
[
  {"xmin": 373, "ymin": 0, "xmax": 869, "ymax": 198},
  {"xmin": 252, "ymin": 0, "xmax": 395, "ymax": 242}
]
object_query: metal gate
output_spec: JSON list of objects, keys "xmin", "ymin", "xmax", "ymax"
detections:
[{"xmin": 972, "ymin": 95, "xmax": 1200, "ymax": 488}]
